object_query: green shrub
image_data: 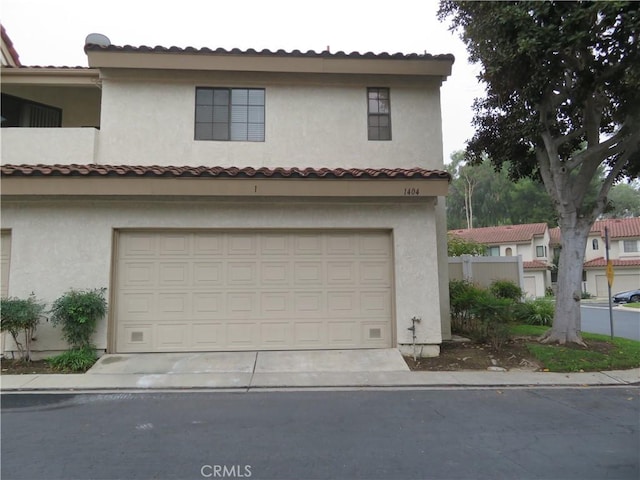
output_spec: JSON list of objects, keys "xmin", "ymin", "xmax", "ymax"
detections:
[
  {"xmin": 581, "ymin": 291, "xmax": 593, "ymax": 299},
  {"xmin": 514, "ymin": 297, "xmax": 555, "ymax": 326},
  {"xmin": 449, "ymin": 280, "xmax": 514, "ymax": 349},
  {"xmin": 489, "ymin": 280, "xmax": 523, "ymax": 301},
  {"xmin": 47, "ymin": 347, "xmax": 97, "ymax": 372},
  {"xmin": 50, "ymin": 288, "xmax": 107, "ymax": 349},
  {"xmin": 0, "ymin": 294, "xmax": 45, "ymax": 361},
  {"xmin": 545, "ymin": 286, "xmax": 555, "ymax": 297}
]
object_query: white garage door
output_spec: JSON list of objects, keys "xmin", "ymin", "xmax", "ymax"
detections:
[
  {"xmin": 596, "ymin": 273, "xmax": 640, "ymax": 297},
  {"xmin": 114, "ymin": 230, "xmax": 393, "ymax": 353}
]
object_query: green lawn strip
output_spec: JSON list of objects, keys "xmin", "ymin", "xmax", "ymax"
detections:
[
  {"xmin": 623, "ymin": 302, "xmax": 640, "ymax": 309},
  {"xmin": 508, "ymin": 324, "xmax": 640, "ymax": 372}
]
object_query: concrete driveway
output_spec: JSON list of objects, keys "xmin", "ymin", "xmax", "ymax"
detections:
[{"xmin": 87, "ymin": 349, "xmax": 410, "ymax": 375}]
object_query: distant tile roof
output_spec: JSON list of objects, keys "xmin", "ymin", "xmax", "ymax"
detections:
[
  {"xmin": 84, "ymin": 44, "xmax": 455, "ymax": 63},
  {"xmin": 549, "ymin": 218, "xmax": 640, "ymax": 246},
  {"xmin": 523, "ymin": 260, "xmax": 550, "ymax": 270},
  {"xmin": 0, "ymin": 164, "xmax": 451, "ymax": 180},
  {"xmin": 448, "ymin": 223, "xmax": 548, "ymax": 244},
  {"xmin": 591, "ymin": 218, "xmax": 640, "ymax": 239},
  {"xmin": 1, "ymin": 24, "xmax": 21, "ymax": 66},
  {"xmin": 583, "ymin": 257, "xmax": 640, "ymax": 268},
  {"xmin": 1, "ymin": 65, "xmax": 93, "ymax": 70}
]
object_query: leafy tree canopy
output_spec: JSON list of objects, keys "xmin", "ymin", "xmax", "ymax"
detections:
[{"xmin": 439, "ymin": 1, "xmax": 640, "ymax": 345}]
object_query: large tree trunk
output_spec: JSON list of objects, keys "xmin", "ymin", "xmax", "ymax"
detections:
[{"xmin": 541, "ymin": 213, "xmax": 590, "ymax": 345}]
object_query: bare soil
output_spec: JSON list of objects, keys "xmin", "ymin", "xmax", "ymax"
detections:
[
  {"xmin": 404, "ymin": 336, "xmax": 543, "ymax": 371},
  {"xmin": 404, "ymin": 335, "xmax": 615, "ymax": 371},
  {"xmin": 1, "ymin": 358, "xmax": 56, "ymax": 375}
]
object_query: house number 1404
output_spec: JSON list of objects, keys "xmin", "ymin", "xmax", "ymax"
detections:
[{"xmin": 403, "ymin": 188, "xmax": 420, "ymax": 196}]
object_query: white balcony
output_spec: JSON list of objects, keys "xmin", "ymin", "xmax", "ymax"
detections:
[{"xmin": 1, "ymin": 128, "xmax": 98, "ymax": 165}]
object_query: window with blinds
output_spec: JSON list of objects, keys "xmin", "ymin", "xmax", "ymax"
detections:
[
  {"xmin": 367, "ymin": 87, "xmax": 391, "ymax": 141},
  {"xmin": 195, "ymin": 87, "xmax": 265, "ymax": 141},
  {"xmin": 1, "ymin": 93, "xmax": 62, "ymax": 127}
]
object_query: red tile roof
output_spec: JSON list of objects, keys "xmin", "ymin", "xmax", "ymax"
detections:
[
  {"xmin": 448, "ymin": 223, "xmax": 548, "ymax": 244},
  {"xmin": 0, "ymin": 164, "xmax": 451, "ymax": 180},
  {"xmin": 591, "ymin": 218, "xmax": 640, "ymax": 239},
  {"xmin": 583, "ymin": 257, "xmax": 640, "ymax": 268},
  {"xmin": 84, "ymin": 44, "xmax": 455, "ymax": 63},
  {"xmin": 523, "ymin": 260, "xmax": 550, "ymax": 270},
  {"xmin": 1, "ymin": 24, "xmax": 21, "ymax": 66},
  {"xmin": 549, "ymin": 227, "xmax": 561, "ymax": 246}
]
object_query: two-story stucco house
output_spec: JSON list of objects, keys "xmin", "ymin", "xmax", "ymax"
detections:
[
  {"xmin": 449, "ymin": 223, "xmax": 552, "ymax": 297},
  {"xmin": 551, "ymin": 217, "xmax": 640, "ymax": 297},
  {"xmin": 1, "ymin": 29, "xmax": 454, "ymax": 359}
]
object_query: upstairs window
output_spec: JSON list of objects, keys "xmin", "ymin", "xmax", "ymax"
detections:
[
  {"xmin": 367, "ymin": 87, "xmax": 391, "ymax": 140},
  {"xmin": 592, "ymin": 239, "xmax": 599, "ymax": 250},
  {"xmin": 488, "ymin": 246, "xmax": 500, "ymax": 256},
  {"xmin": 623, "ymin": 240, "xmax": 639, "ymax": 253},
  {"xmin": 195, "ymin": 88, "xmax": 265, "ymax": 141},
  {"xmin": 536, "ymin": 245, "xmax": 547, "ymax": 257}
]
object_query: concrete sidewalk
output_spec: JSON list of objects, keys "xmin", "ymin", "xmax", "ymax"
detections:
[
  {"xmin": 1, "ymin": 347, "xmax": 638, "ymax": 392},
  {"xmin": 2, "ymin": 369, "xmax": 639, "ymax": 392}
]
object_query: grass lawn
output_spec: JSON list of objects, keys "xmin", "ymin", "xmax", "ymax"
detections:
[
  {"xmin": 623, "ymin": 302, "xmax": 640, "ymax": 309},
  {"xmin": 509, "ymin": 324, "xmax": 640, "ymax": 372}
]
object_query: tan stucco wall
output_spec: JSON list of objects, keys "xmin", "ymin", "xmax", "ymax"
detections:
[
  {"xmin": 1, "ymin": 197, "xmax": 443, "ymax": 356},
  {"xmin": 1, "ymin": 128, "xmax": 98, "ymax": 165},
  {"xmin": 97, "ymin": 70, "xmax": 444, "ymax": 169}
]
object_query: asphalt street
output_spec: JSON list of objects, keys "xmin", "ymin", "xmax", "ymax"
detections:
[
  {"xmin": 581, "ymin": 305, "xmax": 640, "ymax": 340},
  {"xmin": 2, "ymin": 388, "xmax": 638, "ymax": 480}
]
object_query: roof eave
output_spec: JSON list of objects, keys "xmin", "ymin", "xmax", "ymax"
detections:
[{"xmin": 85, "ymin": 49, "xmax": 454, "ymax": 77}]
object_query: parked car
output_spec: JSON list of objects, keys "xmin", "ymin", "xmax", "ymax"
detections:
[{"xmin": 612, "ymin": 289, "xmax": 640, "ymax": 304}]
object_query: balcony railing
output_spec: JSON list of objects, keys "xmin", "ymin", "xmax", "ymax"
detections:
[{"xmin": 1, "ymin": 127, "xmax": 98, "ymax": 165}]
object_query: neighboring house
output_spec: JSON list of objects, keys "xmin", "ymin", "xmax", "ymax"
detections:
[
  {"xmin": 0, "ymin": 28, "xmax": 455, "ymax": 358},
  {"xmin": 0, "ymin": 25, "xmax": 21, "ymax": 67},
  {"xmin": 552, "ymin": 217, "xmax": 640, "ymax": 297},
  {"xmin": 449, "ymin": 223, "xmax": 552, "ymax": 298},
  {"xmin": 451, "ymin": 218, "xmax": 640, "ymax": 299}
]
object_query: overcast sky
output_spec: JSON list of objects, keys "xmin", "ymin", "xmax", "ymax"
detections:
[{"xmin": 2, "ymin": 0, "xmax": 484, "ymax": 162}]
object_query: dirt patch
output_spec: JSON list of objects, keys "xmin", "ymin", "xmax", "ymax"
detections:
[
  {"xmin": 1, "ymin": 359, "xmax": 57, "ymax": 375},
  {"xmin": 405, "ymin": 336, "xmax": 543, "ymax": 371}
]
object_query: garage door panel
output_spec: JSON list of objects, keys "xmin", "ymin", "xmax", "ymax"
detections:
[
  {"xmin": 158, "ymin": 262, "xmax": 189, "ymax": 285},
  {"xmin": 261, "ymin": 322, "xmax": 293, "ymax": 346},
  {"xmin": 192, "ymin": 322, "xmax": 225, "ymax": 348},
  {"xmin": 260, "ymin": 234, "xmax": 289, "ymax": 255},
  {"xmin": 159, "ymin": 234, "xmax": 190, "ymax": 255},
  {"xmin": 228, "ymin": 234, "xmax": 257, "ymax": 255},
  {"xmin": 294, "ymin": 262, "xmax": 323, "ymax": 285},
  {"xmin": 194, "ymin": 234, "xmax": 224, "ymax": 255},
  {"xmin": 115, "ymin": 230, "xmax": 393, "ymax": 352},
  {"xmin": 157, "ymin": 324, "xmax": 188, "ymax": 349},
  {"xmin": 260, "ymin": 292, "xmax": 290, "ymax": 317},
  {"xmin": 120, "ymin": 234, "xmax": 156, "ymax": 257},
  {"xmin": 294, "ymin": 235, "xmax": 323, "ymax": 255},
  {"xmin": 122, "ymin": 262, "xmax": 157, "ymax": 287},
  {"xmin": 261, "ymin": 262, "xmax": 290, "ymax": 285},
  {"xmin": 193, "ymin": 262, "xmax": 224, "ymax": 285},
  {"xmin": 361, "ymin": 291, "xmax": 391, "ymax": 316},
  {"xmin": 294, "ymin": 291, "xmax": 324, "ymax": 315},
  {"xmin": 227, "ymin": 292, "xmax": 257, "ymax": 316},
  {"xmin": 327, "ymin": 262, "xmax": 356, "ymax": 284},
  {"xmin": 193, "ymin": 292, "xmax": 224, "ymax": 315}
]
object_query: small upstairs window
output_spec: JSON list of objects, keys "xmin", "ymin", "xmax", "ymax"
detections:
[
  {"xmin": 195, "ymin": 87, "xmax": 265, "ymax": 142},
  {"xmin": 536, "ymin": 245, "xmax": 547, "ymax": 257},
  {"xmin": 488, "ymin": 246, "xmax": 500, "ymax": 257},
  {"xmin": 623, "ymin": 240, "xmax": 639, "ymax": 253},
  {"xmin": 592, "ymin": 239, "xmax": 599, "ymax": 250},
  {"xmin": 367, "ymin": 87, "xmax": 391, "ymax": 140}
]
